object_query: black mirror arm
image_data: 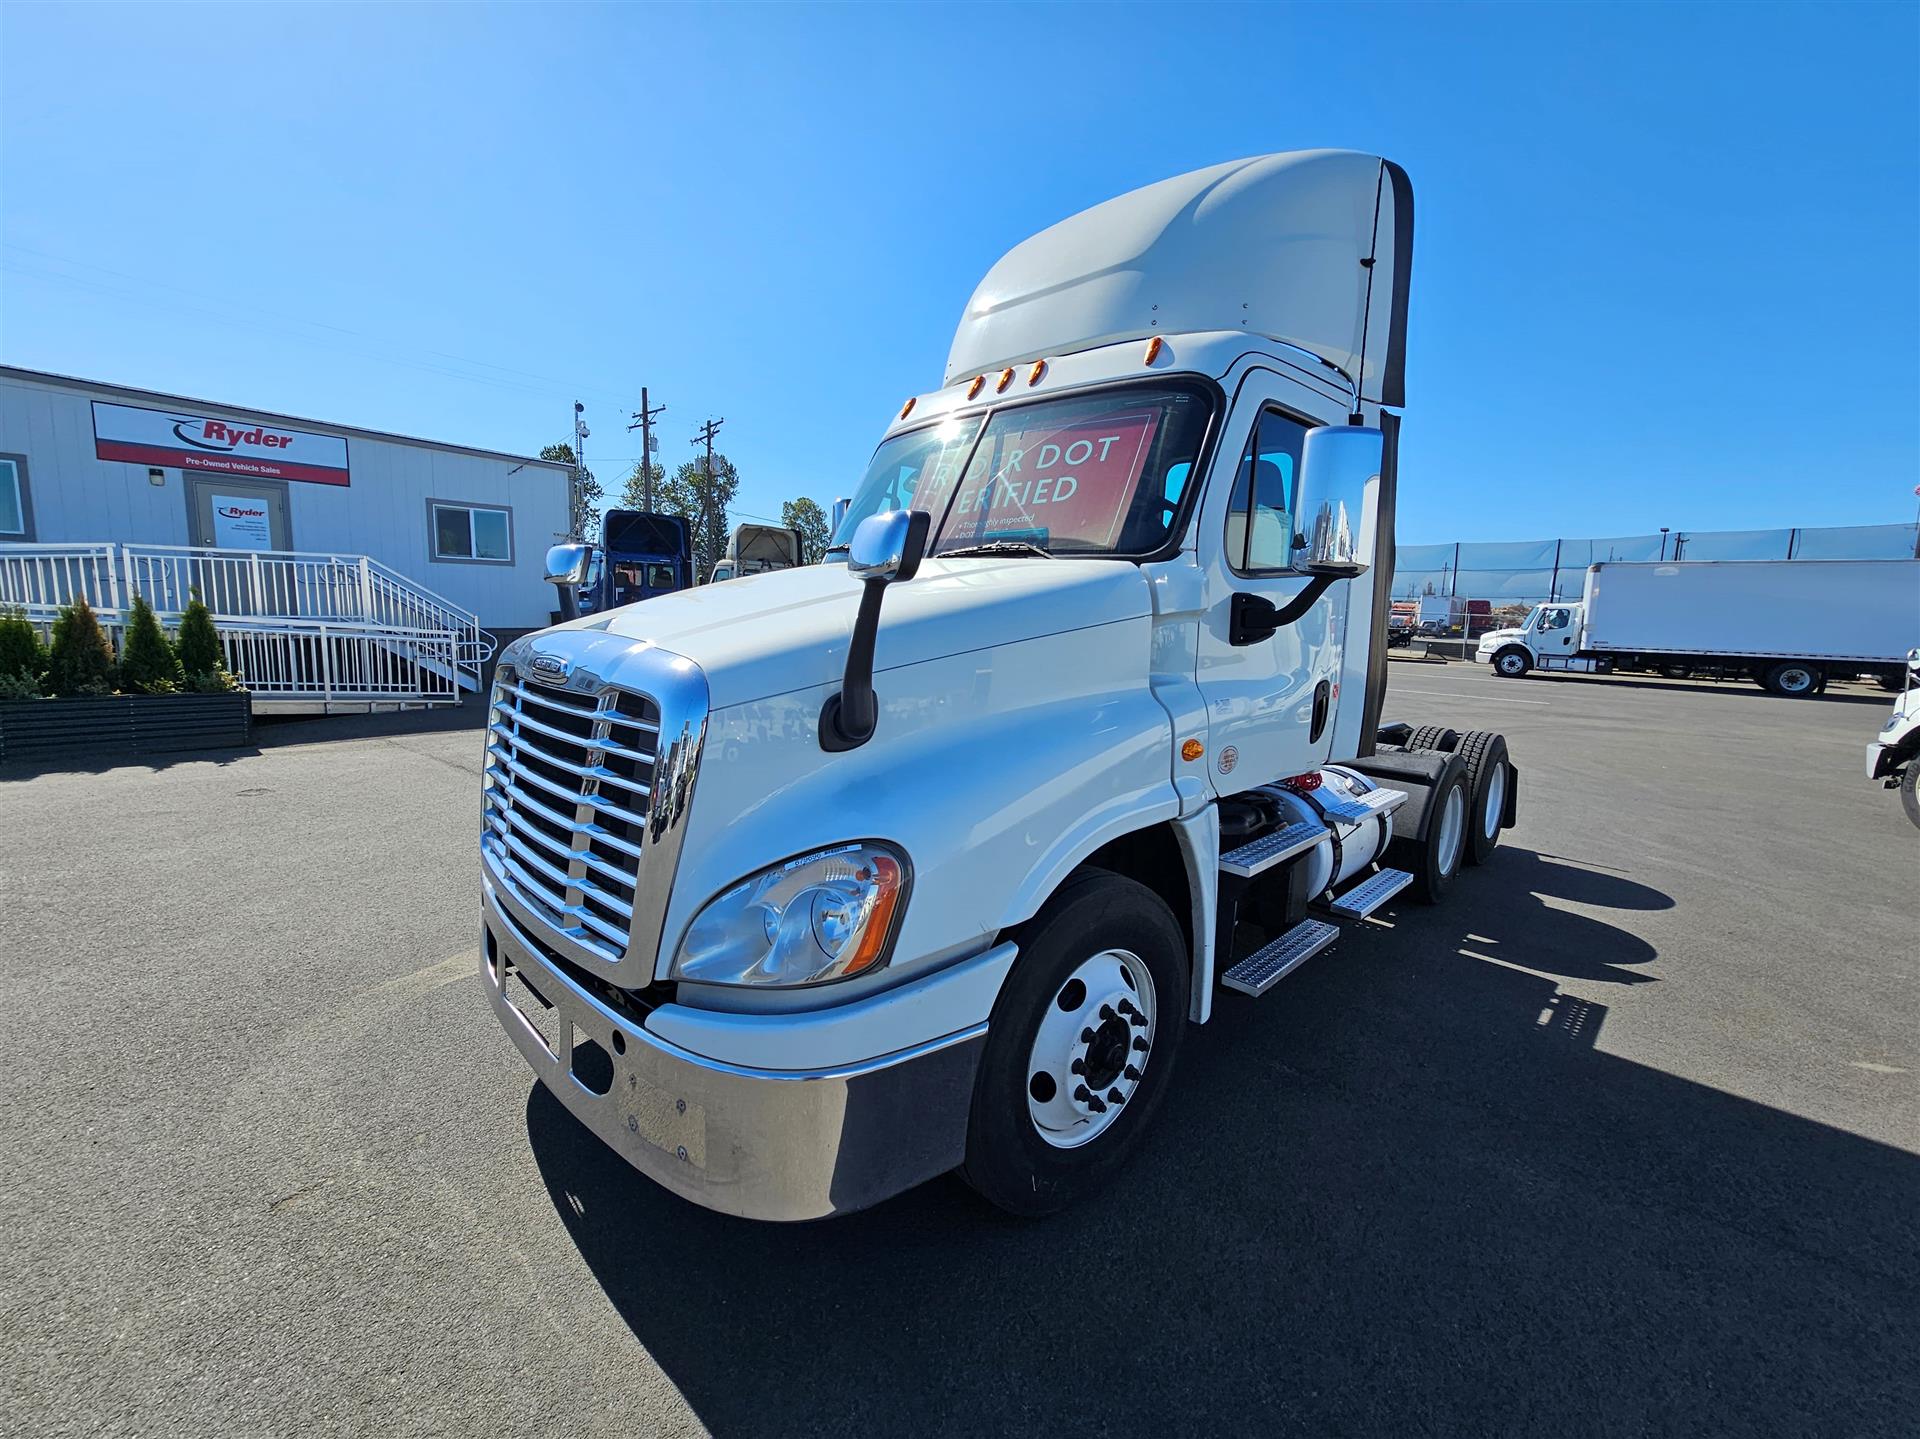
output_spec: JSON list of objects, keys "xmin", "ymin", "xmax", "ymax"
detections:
[
  {"xmin": 820, "ymin": 577, "xmax": 889, "ymax": 751},
  {"xmin": 1229, "ymin": 575, "xmax": 1336, "ymax": 646}
]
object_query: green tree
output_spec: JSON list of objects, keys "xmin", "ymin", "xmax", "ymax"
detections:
[
  {"xmin": 543, "ymin": 442, "xmax": 602, "ymax": 541},
  {"xmin": 618, "ymin": 459, "xmax": 667, "ymax": 513},
  {"xmin": 118, "ymin": 595, "xmax": 184, "ymax": 693},
  {"xmin": 47, "ymin": 595, "xmax": 117, "ymax": 696},
  {"xmin": 0, "ymin": 607, "xmax": 48, "ymax": 685},
  {"xmin": 175, "ymin": 591, "xmax": 224, "ymax": 679},
  {"xmin": 657, "ymin": 453, "xmax": 740, "ymax": 581},
  {"xmin": 781, "ymin": 497, "xmax": 832, "ymax": 565}
]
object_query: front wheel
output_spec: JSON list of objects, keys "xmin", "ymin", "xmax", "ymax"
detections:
[
  {"xmin": 1902, "ymin": 763, "xmax": 1920, "ymax": 830},
  {"xmin": 961, "ymin": 869, "xmax": 1189, "ymax": 1217},
  {"xmin": 1492, "ymin": 646, "xmax": 1532, "ymax": 679}
]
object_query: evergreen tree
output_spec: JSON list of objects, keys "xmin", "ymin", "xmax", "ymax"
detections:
[
  {"xmin": 0, "ymin": 607, "xmax": 48, "ymax": 683},
  {"xmin": 47, "ymin": 595, "xmax": 117, "ymax": 696},
  {"xmin": 118, "ymin": 595, "xmax": 184, "ymax": 693},
  {"xmin": 176, "ymin": 591, "xmax": 226, "ymax": 679}
]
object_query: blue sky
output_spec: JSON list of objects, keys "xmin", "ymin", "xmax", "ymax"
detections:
[{"xmin": 2, "ymin": 2, "xmax": 1915, "ymax": 544}]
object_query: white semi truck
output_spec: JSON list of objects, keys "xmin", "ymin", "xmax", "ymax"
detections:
[
  {"xmin": 1476, "ymin": 559, "xmax": 1920, "ymax": 695},
  {"xmin": 707, "ymin": 522, "xmax": 805, "ymax": 584},
  {"xmin": 486, "ymin": 151, "xmax": 1520, "ymax": 1220}
]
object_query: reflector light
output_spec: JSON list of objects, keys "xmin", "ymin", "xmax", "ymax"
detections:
[
  {"xmin": 1181, "ymin": 739, "xmax": 1204, "ymax": 762},
  {"xmin": 1144, "ymin": 336, "xmax": 1163, "ymax": 365},
  {"xmin": 1028, "ymin": 360, "xmax": 1046, "ymax": 386},
  {"xmin": 899, "ymin": 397, "xmax": 916, "ymax": 420},
  {"xmin": 966, "ymin": 375, "xmax": 985, "ymax": 400}
]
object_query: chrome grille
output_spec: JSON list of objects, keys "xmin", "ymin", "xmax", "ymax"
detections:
[{"xmin": 482, "ymin": 666, "xmax": 661, "ymax": 964}]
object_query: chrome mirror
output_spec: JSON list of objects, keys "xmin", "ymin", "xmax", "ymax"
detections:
[
  {"xmin": 545, "ymin": 543, "xmax": 594, "ymax": 587},
  {"xmin": 847, "ymin": 509, "xmax": 931, "ymax": 583},
  {"xmin": 1292, "ymin": 426, "xmax": 1382, "ymax": 578}
]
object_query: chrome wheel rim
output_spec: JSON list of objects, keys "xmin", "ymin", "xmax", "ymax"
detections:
[
  {"xmin": 1026, "ymin": 949, "xmax": 1157, "ymax": 1149},
  {"xmin": 1482, "ymin": 763, "xmax": 1507, "ymax": 841},
  {"xmin": 1777, "ymin": 666, "xmax": 1814, "ymax": 693},
  {"xmin": 1497, "ymin": 653, "xmax": 1526, "ymax": 676},
  {"xmin": 1437, "ymin": 784, "xmax": 1467, "ymax": 873}
]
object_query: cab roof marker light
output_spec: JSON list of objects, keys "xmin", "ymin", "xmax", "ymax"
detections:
[
  {"xmin": 899, "ymin": 397, "xmax": 916, "ymax": 421},
  {"xmin": 966, "ymin": 375, "xmax": 986, "ymax": 400},
  {"xmin": 1028, "ymin": 360, "xmax": 1046, "ymax": 386},
  {"xmin": 1143, "ymin": 336, "xmax": 1163, "ymax": 365},
  {"xmin": 996, "ymin": 367, "xmax": 1014, "ymax": 393}
]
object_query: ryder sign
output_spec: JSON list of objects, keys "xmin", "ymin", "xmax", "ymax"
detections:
[{"xmin": 92, "ymin": 401, "xmax": 351, "ymax": 486}]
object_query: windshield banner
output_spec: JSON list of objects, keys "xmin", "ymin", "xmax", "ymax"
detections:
[{"xmin": 948, "ymin": 409, "xmax": 1161, "ymax": 549}]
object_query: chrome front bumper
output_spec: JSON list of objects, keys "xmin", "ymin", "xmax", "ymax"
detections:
[{"xmin": 482, "ymin": 883, "xmax": 986, "ymax": 1222}]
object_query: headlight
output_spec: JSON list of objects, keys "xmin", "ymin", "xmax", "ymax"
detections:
[{"xmin": 671, "ymin": 842, "xmax": 909, "ymax": 988}]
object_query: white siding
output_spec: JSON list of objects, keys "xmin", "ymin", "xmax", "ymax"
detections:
[{"xmin": 0, "ymin": 371, "xmax": 570, "ymax": 629}]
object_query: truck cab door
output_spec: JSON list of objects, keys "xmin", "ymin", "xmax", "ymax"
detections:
[
  {"xmin": 1532, "ymin": 604, "xmax": 1578, "ymax": 666},
  {"xmin": 1190, "ymin": 390, "xmax": 1344, "ymax": 794}
]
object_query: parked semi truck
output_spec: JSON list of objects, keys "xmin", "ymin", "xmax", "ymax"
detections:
[
  {"xmin": 485, "ymin": 151, "xmax": 1520, "ymax": 1220},
  {"xmin": 1476, "ymin": 559, "xmax": 1920, "ymax": 695},
  {"xmin": 707, "ymin": 522, "xmax": 805, "ymax": 584},
  {"xmin": 560, "ymin": 509, "xmax": 694, "ymax": 620},
  {"xmin": 1867, "ymin": 648, "xmax": 1920, "ymax": 828}
]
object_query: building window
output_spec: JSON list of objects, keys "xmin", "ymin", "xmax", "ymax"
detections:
[
  {"xmin": 428, "ymin": 500, "xmax": 512, "ymax": 564},
  {"xmin": 0, "ymin": 455, "xmax": 31, "ymax": 539}
]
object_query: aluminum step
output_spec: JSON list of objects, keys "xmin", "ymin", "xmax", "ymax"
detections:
[
  {"xmin": 1318, "ymin": 786, "xmax": 1408, "ymax": 826},
  {"xmin": 1318, "ymin": 866, "xmax": 1414, "ymax": 919},
  {"xmin": 1220, "ymin": 918, "xmax": 1341, "ymax": 997},
  {"xmin": 1219, "ymin": 819, "xmax": 1328, "ymax": 878}
]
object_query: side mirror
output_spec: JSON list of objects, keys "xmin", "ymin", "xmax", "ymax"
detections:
[
  {"xmin": 545, "ymin": 543, "xmax": 594, "ymax": 586},
  {"xmin": 847, "ymin": 509, "xmax": 931, "ymax": 582},
  {"xmin": 1292, "ymin": 426, "xmax": 1382, "ymax": 578},
  {"xmin": 822, "ymin": 509, "xmax": 932, "ymax": 751}
]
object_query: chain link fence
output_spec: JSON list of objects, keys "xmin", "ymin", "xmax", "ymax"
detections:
[{"xmin": 1389, "ymin": 522, "xmax": 1919, "ymax": 659}]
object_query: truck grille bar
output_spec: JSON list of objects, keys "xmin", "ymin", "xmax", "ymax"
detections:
[{"xmin": 482, "ymin": 666, "xmax": 660, "ymax": 965}]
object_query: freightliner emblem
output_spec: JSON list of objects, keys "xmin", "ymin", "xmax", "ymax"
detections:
[{"xmin": 528, "ymin": 652, "xmax": 569, "ymax": 682}]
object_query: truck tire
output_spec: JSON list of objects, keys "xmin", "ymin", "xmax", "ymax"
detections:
[
  {"xmin": 1406, "ymin": 724, "xmax": 1460, "ymax": 753},
  {"xmin": 1453, "ymin": 730, "xmax": 1511, "ymax": 865},
  {"xmin": 1491, "ymin": 646, "xmax": 1531, "ymax": 679},
  {"xmin": 960, "ymin": 869, "xmax": 1189, "ymax": 1217},
  {"xmin": 1902, "ymin": 762, "xmax": 1920, "ymax": 830},
  {"xmin": 1386, "ymin": 761, "xmax": 1470, "ymax": 903},
  {"xmin": 1763, "ymin": 661, "xmax": 1821, "ymax": 697}
]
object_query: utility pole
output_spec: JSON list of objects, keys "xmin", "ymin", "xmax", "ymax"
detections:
[
  {"xmin": 691, "ymin": 416, "xmax": 725, "ymax": 578},
  {"xmin": 571, "ymin": 401, "xmax": 591, "ymax": 540},
  {"xmin": 627, "ymin": 388, "xmax": 666, "ymax": 512}
]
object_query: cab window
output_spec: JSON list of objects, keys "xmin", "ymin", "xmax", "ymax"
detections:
[
  {"xmin": 1225, "ymin": 409, "xmax": 1310, "ymax": 573},
  {"xmin": 1538, "ymin": 607, "xmax": 1570, "ymax": 632}
]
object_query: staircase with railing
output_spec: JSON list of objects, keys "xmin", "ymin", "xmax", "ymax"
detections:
[{"xmin": 0, "ymin": 541, "xmax": 495, "ymax": 713}]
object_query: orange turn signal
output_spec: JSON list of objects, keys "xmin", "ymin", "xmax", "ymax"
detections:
[
  {"xmin": 1181, "ymin": 738, "xmax": 1204, "ymax": 762},
  {"xmin": 966, "ymin": 375, "xmax": 985, "ymax": 400},
  {"xmin": 842, "ymin": 853, "xmax": 905, "ymax": 978}
]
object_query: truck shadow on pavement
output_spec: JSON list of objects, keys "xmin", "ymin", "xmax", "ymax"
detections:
[{"xmin": 526, "ymin": 847, "xmax": 1917, "ymax": 1438}]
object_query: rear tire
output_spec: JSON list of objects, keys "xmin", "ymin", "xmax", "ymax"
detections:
[
  {"xmin": 1902, "ymin": 762, "xmax": 1920, "ymax": 830},
  {"xmin": 1492, "ymin": 646, "xmax": 1531, "ymax": 679},
  {"xmin": 960, "ymin": 869, "xmax": 1188, "ymax": 1217},
  {"xmin": 1763, "ymin": 661, "xmax": 1821, "ymax": 697},
  {"xmin": 1406, "ymin": 724, "xmax": 1460, "ymax": 753},
  {"xmin": 1453, "ymin": 730, "xmax": 1511, "ymax": 865},
  {"xmin": 1387, "ymin": 760, "xmax": 1470, "ymax": 903}
]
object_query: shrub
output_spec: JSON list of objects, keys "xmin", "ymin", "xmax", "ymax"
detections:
[
  {"xmin": 118, "ymin": 595, "xmax": 185, "ymax": 694},
  {"xmin": 47, "ymin": 595, "xmax": 117, "ymax": 697},
  {"xmin": 185, "ymin": 667, "xmax": 241, "ymax": 694},
  {"xmin": 0, "ymin": 669, "xmax": 42, "ymax": 701},
  {"xmin": 0, "ymin": 607, "xmax": 47, "ymax": 684},
  {"xmin": 175, "ymin": 591, "xmax": 230, "ymax": 684}
]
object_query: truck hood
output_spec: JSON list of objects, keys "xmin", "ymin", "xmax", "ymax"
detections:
[
  {"xmin": 1478, "ymin": 627, "xmax": 1523, "ymax": 646},
  {"xmin": 558, "ymin": 558, "xmax": 1152, "ymax": 709}
]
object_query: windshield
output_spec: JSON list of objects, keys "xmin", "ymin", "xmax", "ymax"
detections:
[{"xmin": 830, "ymin": 383, "xmax": 1214, "ymax": 558}]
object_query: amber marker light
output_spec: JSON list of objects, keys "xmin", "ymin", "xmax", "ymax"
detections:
[
  {"xmin": 966, "ymin": 375, "xmax": 986, "ymax": 400},
  {"xmin": 899, "ymin": 397, "xmax": 916, "ymax": 420},
  {"xmin": 840, "ymin": 853, "xmax": 906, "ymax": 979},
  {"xmin": 1144, "ymin": 336, "xmax": 1164, "ymax": 365},
  {"xmin": 1028, "ymin": 360, "xmax": 1047, "ymax": 386},
  {"xmin": 1181, "ymin": 738, "xmax": 1204, "ymax": 762},
  {"xmin": 996, "ymin": 367, "xmax": 1014, "ymax": 393}
]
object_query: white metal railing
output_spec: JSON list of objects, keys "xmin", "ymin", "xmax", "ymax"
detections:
[
  {"xmin": 0, "ymin": 541, "xmax": 491, "ymax": 708},
  {"xmin": 218, "ymin": 621, "xmax": 460, "ymax": 705}
]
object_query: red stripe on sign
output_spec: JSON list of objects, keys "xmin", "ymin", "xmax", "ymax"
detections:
[{"xmin": 95, "ymin": 439, "xmax": 351, "ymax": 486}]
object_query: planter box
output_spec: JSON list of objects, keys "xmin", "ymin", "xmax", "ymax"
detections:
[{"xmin": 0, "ymin": 693, "xmax": 252, "ymax": 767}]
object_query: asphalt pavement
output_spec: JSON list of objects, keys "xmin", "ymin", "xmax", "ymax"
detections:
[{"xmin": 3, "ymin": 664, "xmax": 1915, "ymax": 1437}]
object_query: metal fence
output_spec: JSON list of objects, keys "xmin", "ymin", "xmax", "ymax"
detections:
[{"xmin": 1389, "ymin": 521, "xmax": 1920, "ymax": 659}]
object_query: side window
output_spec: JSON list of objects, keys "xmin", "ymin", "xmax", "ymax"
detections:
[
  {"xmin": 1225, "ymin": 410, "xmax": 1309, "ymax": 573},
  {"xmin": 0, "ymin": 456, "xmax": 31, "ymax": 539}
]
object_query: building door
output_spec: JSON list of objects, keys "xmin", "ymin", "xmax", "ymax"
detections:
[{"xmin": 183, "ymin": 475, "xmax": 294, "ymax": 616}]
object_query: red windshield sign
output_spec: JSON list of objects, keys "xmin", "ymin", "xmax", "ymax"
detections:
[
  {"xmin": 948, "ymin": 409, "xmax": 1161, "ymax": 548},
  {"xmin": 92, "ymin": 400, "xmax": 351, "ymax": 486}
]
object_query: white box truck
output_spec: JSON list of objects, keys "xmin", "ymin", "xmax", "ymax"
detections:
[
  {"xmin": 1475, "ymin": 559, "xmax": 1920, "ymax": 695},
  {"xmin": 489, "ymin": 151, "xmax": 1522, "ymax": 1221}
]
